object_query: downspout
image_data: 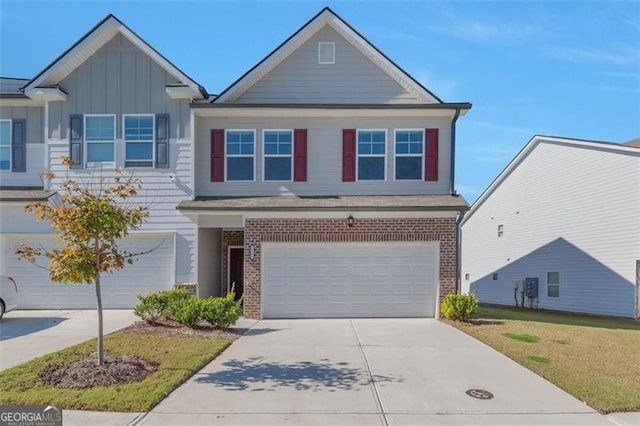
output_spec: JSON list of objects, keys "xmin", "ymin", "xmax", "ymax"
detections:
[
  {"xmin": 451, "ymin": 107, "xmax": 463, "ymax": 293},
  {"xmin": 456, "ymin": 209, "xmax": 466, "ymax": 294},
  {"xmin": 450, "ymin": 108, "xmax": 461, "ymax": 195}
]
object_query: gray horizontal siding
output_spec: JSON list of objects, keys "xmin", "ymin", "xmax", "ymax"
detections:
[
  {"xmin": 46, "ymin": 137, "xmax": 196, "ymax": 284},
  {"xmin": 461, "ymin": 142, "xmax": 640, "ymax": 318},
  {"xmin": 235, "ymin": 26, "xmax": 421, "ymax": 105},
  {"xmin": 48, "ymin": 33, "xmax": 191, "ymax": 140},
  {"xmin": 196, "ymin": 116, "xmax": 451, "ymax": 197}
]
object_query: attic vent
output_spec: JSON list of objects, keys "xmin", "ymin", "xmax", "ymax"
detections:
[{"xmin": 318, "ymin": 42, "xmax": 335, "ymax": 64}]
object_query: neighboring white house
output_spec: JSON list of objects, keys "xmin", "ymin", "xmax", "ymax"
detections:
[{"xmin": 461, "ymin": 135, "xmax": 640, "ymax": 319}]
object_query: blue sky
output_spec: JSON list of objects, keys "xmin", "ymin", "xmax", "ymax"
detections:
[{"xmin": 1, "ymin": 1, "xmax": 639, "ymax": 203}]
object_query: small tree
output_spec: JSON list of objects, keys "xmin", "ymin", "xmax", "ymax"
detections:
[{"xmin": 16, "ymin": 157, "xmax": 149, "ymax": 364}]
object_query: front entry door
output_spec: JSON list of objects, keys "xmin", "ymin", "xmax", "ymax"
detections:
[{"xmin": 229, "ymin": 248, "xmax": 244, "ymax": 302}]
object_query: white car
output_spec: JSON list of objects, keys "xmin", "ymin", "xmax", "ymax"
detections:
[{"xmin": 0, "ymin": 275, "xmax": 18, "ymax": 319}]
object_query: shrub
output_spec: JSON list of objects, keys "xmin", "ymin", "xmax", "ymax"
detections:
[
  {"xmin": 134, "ymin": 288, "xmax": 191, "ymax": 324},
  {"xmin": 200, "ymin": 288, "xmax": 242, "ymax": 329},
  {"xmin": 440, "ymin": 292, "xmax": 479, "ymax": 321},
  {"xmin": 172, "ymin": 296, "xmax": 203, "ymax": 327}
]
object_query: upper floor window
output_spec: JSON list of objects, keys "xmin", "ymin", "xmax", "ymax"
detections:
[
  {"xmin": 85, "ymin": 115, "xmax": 115, "ymax": 167},
  {"xmin": 498, "ymin": 224, "xmax": 504, "ymax": 237},
  {"xmin": 395, "ymin": 130, "xmax": 423, "ymax": 180},
  {"xmin": 357, "ymin": 130, "xmax": 386, "ymax": 181},
  {"xmin": 263, "ymin": 130, "xmax": 292, "ymax": 181},
  {"xmin": 124, "ymin": 115, "xmax": 154, "ymax": 168},
  {"xmin": 226, "ymin": 130, "xmax": 255, "ymax": 181},
  {"xmin": 0, "ymin": 120, "xmax": 10, "ymax": 170}
]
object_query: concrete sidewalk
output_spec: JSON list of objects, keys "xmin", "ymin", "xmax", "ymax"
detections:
[
  {"xmin": 132, "ymin": 319, "xmax": 620, "ymax": 425},
  {"xmin": 0, "ymin": 309, "xmax": 137, "ymax": 370}
]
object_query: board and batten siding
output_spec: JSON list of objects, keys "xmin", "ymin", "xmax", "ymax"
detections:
[
  {"xmin": 461, "ymin": 141, "xmax": 640, "ymax": 318},
  {"xmin": 46, "ymin": 138, "xmax": 197, "ymax": 284},
  {"xmin": 235, "ymin": 26, "xmax": 422, "ymax": 105},
  {"xmin": 0, "ymin": 106, "xmax": 45, "ymax": 186},
  {"xmin": 195, "ymin": 116, "xmax": 451, "ymax": 197},
  {"xmin": 48, "ymin": 33, "xmax": 191, "ymax": 140}
]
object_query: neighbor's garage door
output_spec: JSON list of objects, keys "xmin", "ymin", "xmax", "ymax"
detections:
[
  {"xmin": 262, "ymin": 242, "xmax": 439, "ymax": 318},
  {"xmin": 2, "ymin": 234, "xmax": 175, "ymax": 309}
]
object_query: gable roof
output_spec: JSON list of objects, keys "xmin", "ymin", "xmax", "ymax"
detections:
[
  {"xmin": 213, "ymin": 7, "xmax": 442, "ymax": 104},
  {"xmin": 22, "ymin": 14, "xmax": 207, "ymax": 99},
  {"xmin": 461, "ymin": 135, "xmax": 640, "ymax": 226}
]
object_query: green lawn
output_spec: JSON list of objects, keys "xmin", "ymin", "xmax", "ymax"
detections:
[
  {"xmin": 0, "ymin": 333, "xmax": 230, "ymax": 411},
  {"xmin": 451, "ymin": 306, "xmax": 640, "ymax": 413}
]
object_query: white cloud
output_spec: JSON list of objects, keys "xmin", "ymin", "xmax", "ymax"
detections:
[
  {"xmin": 427, "ymin": 9, "xmax": 536, "ymax": 44},
  {"xmin": 548, "ymin": 44, "xmax": 640, "ymax": 66}
]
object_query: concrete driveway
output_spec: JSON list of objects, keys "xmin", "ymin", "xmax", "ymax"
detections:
[
  {"xmin": 139, "ymin": 319, "xmax": 610, "ymax": 425},
  {"xmin": 0, "ymin": 309, "xmax": 137, "ymax": 370}
]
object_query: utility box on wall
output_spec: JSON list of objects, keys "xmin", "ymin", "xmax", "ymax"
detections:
[{"xmin": 525, "ymin": 277, "xmax": 539, "ymax": 298}]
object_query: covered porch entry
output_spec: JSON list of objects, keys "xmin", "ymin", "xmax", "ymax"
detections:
[{"xmin": 196, "ymin": 227, "xmax": 245, "ymax": 300}]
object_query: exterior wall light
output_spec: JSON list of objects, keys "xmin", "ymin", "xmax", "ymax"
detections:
[
  {"xmin": 250, "ymin": 244, "xmax": 256, "ymax": 260},
  {"xmin": 347, "ymin": 214, "xmax": 354, "ymax": 228}
]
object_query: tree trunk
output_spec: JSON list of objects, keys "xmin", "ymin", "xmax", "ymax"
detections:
[{"xmin": 95, "ymin": 271, "xmax": 104, "ymax": 365}]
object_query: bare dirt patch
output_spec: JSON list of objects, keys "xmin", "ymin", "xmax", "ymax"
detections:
[{"xmin": 40, "ymin": 355, "xmax": 158, "ymax": 389}]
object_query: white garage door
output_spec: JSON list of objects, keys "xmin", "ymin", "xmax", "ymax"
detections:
[
  {"xmin": 262, "ymin": 242, "xmax": 439, "ymax": 318},
  {"xmin": 1, "ymin": 234, "xmax": 175, "ymax": 309}
]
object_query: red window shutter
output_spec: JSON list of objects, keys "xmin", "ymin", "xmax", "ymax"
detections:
[
  {"xmin": 425, "ymin": 128, "xmax": 439, "ymax": 181},
  {"xmin": 210, "ymin": 129, "xmax": 224, "ymax": 182},
  {"xmin": 342, "ymin": 129, "xmax": 356, "ymax": 182},
  {"xmin": 294, "ymin": 129, "xmax": 307, "ymax": 182}
]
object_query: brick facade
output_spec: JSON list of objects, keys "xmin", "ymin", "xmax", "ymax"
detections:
[
  {"xmin": 243, "ymin": 217, "xmax": 457, "ymax": 319},
  {"xmin": 222, "ymin": 230, "xmax": 244, "ymax": 296}
]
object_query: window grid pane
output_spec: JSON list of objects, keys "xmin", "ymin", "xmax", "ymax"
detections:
[
  {"xmin": 85, "ymin": 116, "xmax": 114, "ymax": 164},
  {"xmin": 357, "ymin": 131, "xmax": 385, "ymax": 180},
  {"xmin": 0, "ymin": 121, "xmax": 10, "ymax": 146},
  {"xmin": 86, "ymin": 116, "xmax": 115, "ymax": 141},
  {"xmin": 0, "ymin": 146, "xmax": 9, "ymax": 170},
  {"xmin": 395, "ymin": 131, "xmax": 423, "ymax": 180},
  {"xmin": 226, "ymin": 131, "xmax": 254, "ymax": 156},
  {"xmin": 264, "ymin": 131, "xmax": 292, "ymax": 181},
  {"xmin": 125, "ymin": 116, "xmax": 154, "ymax": 142}
]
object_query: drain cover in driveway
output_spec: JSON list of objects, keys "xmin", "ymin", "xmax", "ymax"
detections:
[{"xmin": 465, "ymin": 389, "xmax": 494, "ymax": 400}]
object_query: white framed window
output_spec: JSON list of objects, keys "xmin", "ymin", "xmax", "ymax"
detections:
[
  {"xmin": 124, "ymin": 114, "xmax": 154, "ymax": 168},
  {"xmin": 0, "ymin": 119, "xmax": 11, "ymax": 171},
  {"xmin": 263, "ymin": 130, "xmax": 293, "ymax": 181},
  {"xmin": 547, "ymin": 272, "xmax": 560, "ymax": 297},
  {"xmin": 394, "ymin": 129, "xmax": 423, "ymax": 180},
  {"xmin": 226, "ymin": 130, "xmax": 255, "ymax": 181},
  {"xmin": 357, "ymin": 129, "xmax": 386, "ymax": 181},
  {"xmin": 318, "ymin": 42, "xmax": 335, "ymax": 64},
  {"xmin": 498, "ymin": 224, "xmax": 504, "ymax": 237},
  {"xmin": 84, "ymin": 114, "xmax": 115, "ymax": 167}
]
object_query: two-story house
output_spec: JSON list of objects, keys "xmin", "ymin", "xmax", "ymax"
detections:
[
  {"xmin": 461, "ymin": 135, "xmax": 639, "ymax": 319},
  {"xmin": 0, "ymin": 8, "xmax": 470, "ymax": 319}
]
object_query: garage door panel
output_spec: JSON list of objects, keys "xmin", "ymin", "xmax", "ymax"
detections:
[
  {"xmin": 262, "ymin": 242, "xmax": 439, "ymax": 318},
  {"xmin": 3, "ymin": 235, "xmax": 174, "ymax": 309}
]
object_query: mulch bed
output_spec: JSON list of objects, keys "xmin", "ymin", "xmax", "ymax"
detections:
[
  {"xmin": 40, "ymin": 319, "xmax": 247, "ymax": 389},
  {"xmin": 40, "ymin": 355, "xmax": 158, "ymax": 389},
  {"xmin": 118, "ymin": 318, "xmax": 248, "ymax": 341}
]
